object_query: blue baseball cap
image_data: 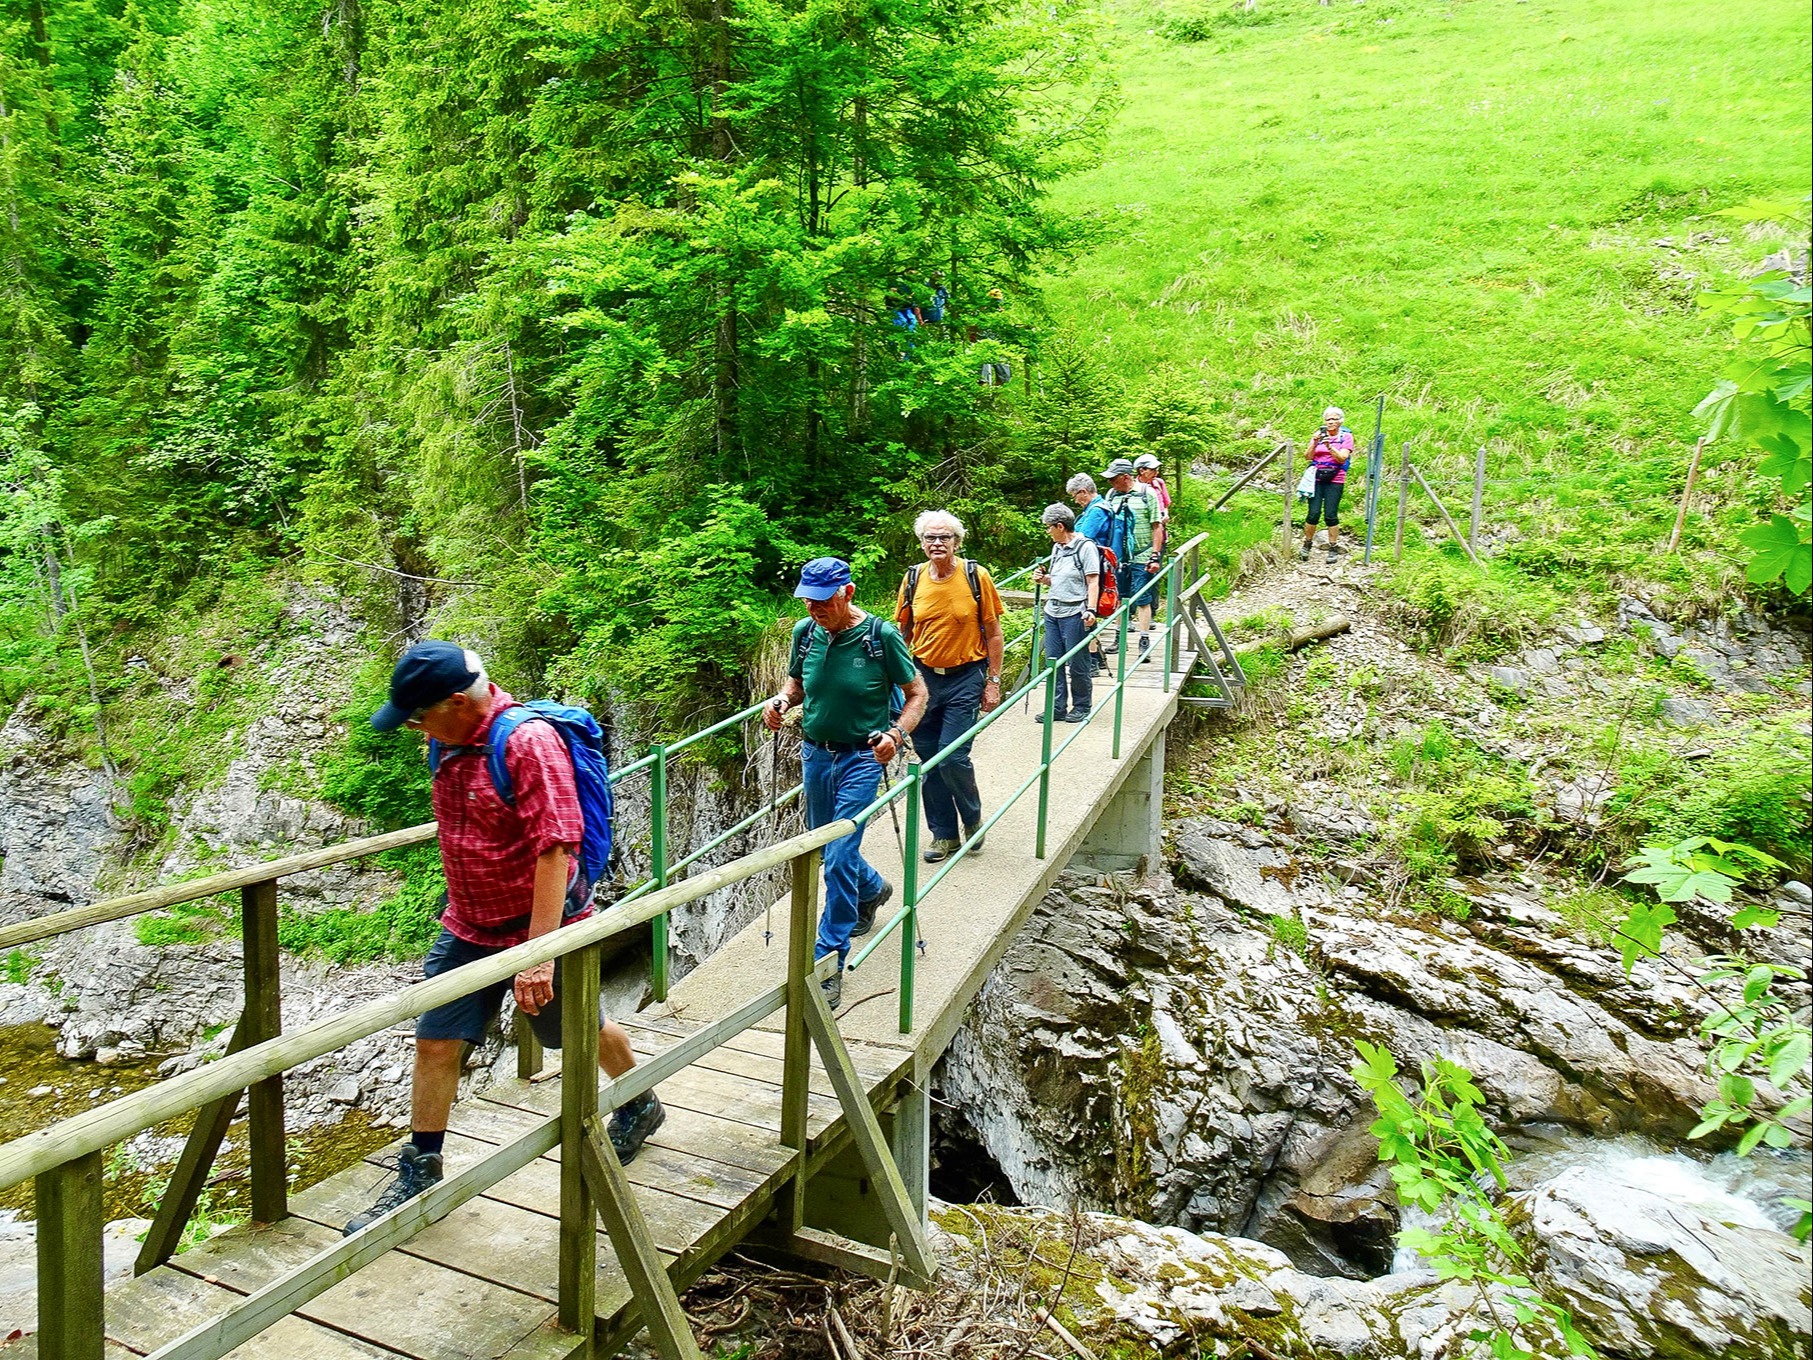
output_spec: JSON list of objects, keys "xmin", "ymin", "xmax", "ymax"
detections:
[
  {"xmin": 793, "ymin": 557, "xmax": 853, "ymax": 601},
  {"xmin": 371, "ymin": 640, "xmax": 481, "ymax": 732}
]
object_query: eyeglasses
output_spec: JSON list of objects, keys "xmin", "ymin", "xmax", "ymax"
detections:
[
  {"xmin": 920, "ymin": 533, "xmax": 956, "ymax": 543},
  {"xmin": 403, "ymin": 697, "xmax": 447, "ymax": 729}
]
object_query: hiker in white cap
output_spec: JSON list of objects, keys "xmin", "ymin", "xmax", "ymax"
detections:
[
  {"xmin": 1300, "ymin": 407, "xmax": 1354, "ymax": 563},
  {"xmin": 1133, "ymin": 453, "xmax": 1171, "ymax": 513}
]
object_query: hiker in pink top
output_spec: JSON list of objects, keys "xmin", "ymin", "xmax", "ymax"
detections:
[
  {"xmin": 1134, "ymin": 453, "xmax": 1172, "ymax": 512},
  {"xmin": 1300, "ymin": 406, "xmax": 1354, "ymax": 564}
]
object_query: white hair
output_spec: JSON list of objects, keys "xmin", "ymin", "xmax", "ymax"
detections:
[
  {"xmin": 461, "ymin": 649, "xmax": 489, "ymax": 701},
  {"xmin": 1065, "ymin": 473, "xmax": 1096, "ymax": 495},
  {"xmin": 913, "ymin": 509, "xmax": 966, "ymax": 544}
]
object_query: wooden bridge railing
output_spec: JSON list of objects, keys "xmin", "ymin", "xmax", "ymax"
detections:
[{"xmin": 0, "ymin": 821, "xmax": 935, "ymax": 1360}]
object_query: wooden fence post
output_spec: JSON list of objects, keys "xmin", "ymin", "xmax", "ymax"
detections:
[
  {"xmin": 1666, "ymin": 438, "xmax": 1707, "ymax": 554},
  {"xmin": 242, "ymin": 880, "xmax": 286, "ymax": 1224},
  {"xmin": 1281, "ymin": 440, "xmax": 1295, "ymax": 547},
  {"xmin": 1411, "ymin": 464, "xmax": 1484, "ymax": 567},
  {"xmin": 1468, "ymin": 446, "xmax": 1487, "ymax": 555},
  {"xmin": 559, "ymin": 941, "xmax": 603, "ymax": 1349},
  {"xmin": 37, "ymin": 1152, "xmax": 105, "ymax": 1360}
]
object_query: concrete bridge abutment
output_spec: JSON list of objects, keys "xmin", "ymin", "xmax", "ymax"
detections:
[{"xmin": 1068, "ymin": 736, "xmax": 1164, "ymax": 875}]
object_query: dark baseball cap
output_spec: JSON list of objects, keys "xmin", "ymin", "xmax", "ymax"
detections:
[
  {"xmin": 793, "ymin": 557, "xmax": 853, "ymax": 601},
  {"xmin": 371, "ymin": 640, "xmax": 481, "ymax": 732}
]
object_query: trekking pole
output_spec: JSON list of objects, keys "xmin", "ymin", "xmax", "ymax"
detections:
[
  {"xmin": 765, "ymin": 699, "xmax": 788, "ymax": 946},
  {"xmin": 867, "ymin": 731, "xmax": 907, "ymax": 864},
  {"xmin": 1025, "ymin": 566, "xmax": 1043, "ymax": 715}
]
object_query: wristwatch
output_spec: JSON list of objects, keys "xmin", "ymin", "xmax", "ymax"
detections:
[{"xmin": 986, "ymin": 673, "xmax": 1001, "ymax": 684}]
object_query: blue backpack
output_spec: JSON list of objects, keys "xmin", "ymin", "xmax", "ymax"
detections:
[{"xmin": 429, "ymin": 702, "xmax": 616, "ymax": 901}]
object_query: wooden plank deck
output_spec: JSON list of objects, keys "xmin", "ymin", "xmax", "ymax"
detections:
[{"xmin": 29, "ymin": 649, "xmax": 1202, "ymax": 1360}]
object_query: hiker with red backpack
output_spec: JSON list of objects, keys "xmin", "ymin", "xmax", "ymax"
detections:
[
  {"xmin": 345, "ymin": 642, "xmax": 662, "ymax": 1236},
  {"xmin": 895, "ymin": 511, "xmax": 1006, "ymax": 866},
  {"xmin": 1031, "ymin": 504, "xmax": 1103, "ymax": 724},
  {"xmin": 763, "ymin": 559, "xmax": 928, "ymax": 1010},
  {"xmin": 1067, "ymin": 473, "xmax": 1116, "ymax": 675}
]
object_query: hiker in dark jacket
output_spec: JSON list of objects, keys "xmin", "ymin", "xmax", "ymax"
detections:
[{"xmin": 764, "ymin": 559, "xmax": 928, "ymax": 1009}]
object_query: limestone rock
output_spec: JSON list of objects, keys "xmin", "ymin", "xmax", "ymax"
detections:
[
  {"xmin": 1659, "ymin": 695, "xmax": 1716, "ymax": 728},
  {"xmin": 1513, "ymin": 1167, "xmax": 1813, "ymax": 1357}
]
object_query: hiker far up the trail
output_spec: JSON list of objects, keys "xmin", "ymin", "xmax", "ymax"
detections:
[
  {"xmin": 895, "ymin": 510, "xmax": 1007, "ymax": 866},
  {"xmin": 344, "ymin": 642, "xmax": 664, "ymax": 1237},
  {"xmin": 1031, "ymin": 503, "xmax": 1103, "ymax": 725},
  {"xmin": 1101, "ymin": 458, "xmax": 1168, "ymax": 658},
  {"xmin": 1067, "ymin": 473, "xmax": 1115, "ymax": 676},
  {"xmin": 1300, "ymin": 406, "xmax": 1354, "ymax": 564},
  {"xmin": 763, "ymin": 559, "xmax": 927, "ymax": 1011},
  {"xmin": 1134, "ymin": 453, "xmax": 1172, "ymax": 513}
]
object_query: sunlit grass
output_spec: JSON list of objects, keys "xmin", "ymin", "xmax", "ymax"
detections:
[{"xmin": 1045, "ymin": 0, "xmax": 1810, "ymax": 596}]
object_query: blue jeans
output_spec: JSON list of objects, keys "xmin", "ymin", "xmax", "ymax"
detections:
[
  {"xmin": 1042, "ymin": 614, "xmax": 1093, "ymax": 718},
  {"xmin": 803, "ymin": 742, "xmax": 886, "ymax": 965},
  {"xmin": 915, "ymin": 661, "xmax": 986, "ymax": 841}
]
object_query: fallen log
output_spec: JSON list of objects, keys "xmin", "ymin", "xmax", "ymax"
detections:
[{"xmin": 1233, "ymin": 614, "xmax": 1350, "ymax": 657}]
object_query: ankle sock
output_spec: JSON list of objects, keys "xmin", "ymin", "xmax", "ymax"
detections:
[{"xmin": 410, "ymin": 1130, "xmax": 446, "ymax": 1157}]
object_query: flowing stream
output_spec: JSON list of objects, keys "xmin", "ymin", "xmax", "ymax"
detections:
[{"xmin": 1390, "ymin": 1127, "xmax": 1812, "ymax": 1274}]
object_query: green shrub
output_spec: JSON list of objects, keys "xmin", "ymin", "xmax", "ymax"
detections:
[
  {"xmin": 318, "ymin": 675, "xmax": 435, "ymax": 831},
  {"xmin": 1376, "ymin": 555, "xmax": 1560, "ymax": 657},
  {"xmin": 1607, "ymin": 718, "xmax": 1812, "ymax": 874},
  {"xmin": 276, "ymin": 846, "xmax": 447, "ymax": 966}
]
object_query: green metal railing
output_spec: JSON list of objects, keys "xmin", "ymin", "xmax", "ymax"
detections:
[
  {"xmin": 847, "ymin": 533, "xmax": 1216, "ymax": 1032},
  {"xmin": 607, "ymin": 554, "xmax": 1051, "ymax": 1002}
]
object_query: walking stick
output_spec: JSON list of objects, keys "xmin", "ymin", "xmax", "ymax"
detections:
[
  {"xmin": 867, "ymin": 733, "xmax": 923, "ymax": 956},
  {"xmin": 765, "ymin": 703, "xmax": 786, "ymax": 946}
]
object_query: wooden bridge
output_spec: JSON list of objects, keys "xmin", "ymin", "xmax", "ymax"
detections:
[{"xmin": 0, "ymin": 537, "xmax": 1244, "ymax": 1360}]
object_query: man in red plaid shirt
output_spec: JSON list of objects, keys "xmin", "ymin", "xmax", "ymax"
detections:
[{"xmin": 344, "ymin": 641, "xmax": 664, "ymax": 1236}]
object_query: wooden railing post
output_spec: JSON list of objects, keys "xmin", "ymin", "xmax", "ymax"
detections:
[
  {"xmin": 242, "ymin": 880, "xmax": 286, "ymax": 1223},
  {"xmin": 37, "ymin": 1152, "xmax": 105, "ymax": 1360},
  {"xmin": 515, "ymin": 1010, "xmax": 544, "ymax": 1079},
  {"xmin": 778, "ymin": 847, "xmax": 820, "ymax": 1233},
  {"xmin": 559, "ymin": 940, "xmax": 603, "ymax": 1348}
]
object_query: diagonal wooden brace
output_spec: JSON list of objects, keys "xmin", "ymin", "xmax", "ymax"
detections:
[
  {"xmin": 579, "ymin": 1114, "xmax": 703, "ymax": 1360},
  {"xmin": 801, "ymin": 980, "xmax": 937, "ymax": 1282},
  {"xmin": 136, "ymin": 1023, "xmax": 255, "ymax": 1274}
]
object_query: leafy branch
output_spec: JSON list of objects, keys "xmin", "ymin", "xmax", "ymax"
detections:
[{"xmin": 1352, "ymin": 1041, "xmax": 1597, "ymax": 1360}]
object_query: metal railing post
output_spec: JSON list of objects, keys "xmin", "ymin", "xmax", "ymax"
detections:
[
  {"xmin": 1035, "ymin": 667, "xmax": 1056, "ymax": 860},
  {"xmin": 900, "ymin": 771, "xmax": 921, "ymax": 1035},
  {"xmin": 1112, "ymin": 605, "xmax": 1128, "ymax": 760},
  {"xmin": 1162, "ymin": 557, "xmax": 1180, "ymax": 693},
  {"xmin": 241, "ymin": 880, "xmax": 286, "ymax": 1224},
  {"xmin": 650, "ymin": 743, "xmax": 669, "ymax": 1002}
]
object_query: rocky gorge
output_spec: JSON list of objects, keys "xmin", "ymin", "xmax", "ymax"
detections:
[{"xmin": 1, "ymin": 564, "xmax": 1810, "ymax": 1355}]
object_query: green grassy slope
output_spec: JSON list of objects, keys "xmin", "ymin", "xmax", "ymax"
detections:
[{"xmin": 1042, "ymin": 0, "xmax": 1809, "ymax": 590}]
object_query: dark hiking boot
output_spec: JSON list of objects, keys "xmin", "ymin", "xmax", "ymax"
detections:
[
  {"xmin": 1326, "ymin": 549, "xmax": 1341, "ymax": 564},
  {"xmin": 854, "ymin": 882, "xmax": 892, "ymax": 937},
  {"xmin": 922, "ymin": 837, "xmax": 960, "ymax": 863},
  {"xmin": 342, "ymin": 1144, "xmax": 442, "ymax": 1236},
  {"xmin": 1298, "ymin": 542, "xmax": 1311, "ymax": 561},
  {"xmin": 608, "ymin": 1093, "xmax": 665, "ymax": 1165},
  {"xmin": 821, "ymin": 967, "xmax": 844, "ymax": 1010},
  {"xmin": 1061, "ymin": 710, "xmax": 1090, "ymax": 723},
  {"xmin": 964, "ymin": 821, "xmax": 986, "ymax": 854},
  {"xmin": 1033, "ymin": 710, "xmax": 1070, "ymax": 723}
]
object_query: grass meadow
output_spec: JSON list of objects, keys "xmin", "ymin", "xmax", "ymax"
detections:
[{"xmin": 1042, "ymin": 0, "xmax": 1811, "ymax": 604}]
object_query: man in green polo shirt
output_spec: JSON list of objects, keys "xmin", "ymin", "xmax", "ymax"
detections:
[{"xmin": 763, "ymin": 558, "xmax": 928, "ymax": 1008}]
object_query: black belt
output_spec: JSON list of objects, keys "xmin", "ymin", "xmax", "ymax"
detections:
[
  {"xmin": 917, "ymin": 658, "xmax": 986, "ymax": 677},
  {"xmin": 805, "ymin": 737, "xmax": 870, "ymax": 755}
]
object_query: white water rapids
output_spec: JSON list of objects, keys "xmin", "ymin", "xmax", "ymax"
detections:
[{"xmin": 1389, "ymin": 1128, "xmax": 1811, "ymax": 1274}]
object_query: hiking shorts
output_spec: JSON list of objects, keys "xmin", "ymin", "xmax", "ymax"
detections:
[
  {"xmin": 1306, "ymin": 481, "xmax": 1344, "ymax": 526},
  {"xmin": 1118, "ymin": 558, "xmax": 1159, "ymax": 610},
  {"xmin": 416, "ymin": 927, "xmax": 601, "ymax": 1047}
]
